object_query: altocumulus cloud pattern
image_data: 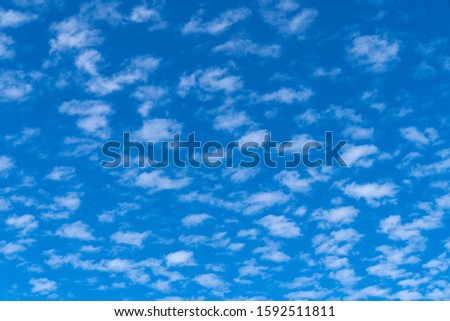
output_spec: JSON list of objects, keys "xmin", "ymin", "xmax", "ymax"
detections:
[{"xmin": 0, "ymin": 0, "xmax": 450, "ymax": 300}]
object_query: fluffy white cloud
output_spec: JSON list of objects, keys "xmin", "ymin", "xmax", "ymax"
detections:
[
  {"xmin": 0, "ymin": 33, "xmax": 14, "ymax": 59},
  {"xmin": 135, "ymin": 170, "xmax": 191, "ymax": 191},
  {"xmin": 0, "ymin": 7, "xmax": 37, "ymax": 28},
  {"xmin": 253, "ymin": 240, "xmax": 290, "ymax": 262},
  {"xmin": 194, "ymin": 273, "xmax": 229, "ymax": 296},
  {"xmin": 347, "ymin": 286, "xmax": 390, "ymax": 300},
  {"xmin": 243, "ymin": 191, "xmax": 290, "ymax": 215},
  {"xmin": 213, "ymin": 109, "xmax": 253, "ymax": 132},
  {"xmin": 178, "ymin": 67, "xmax": 243, "ymax": 98},
  {"xmin": 59, "ymin": 100, "xmax": 113, "ymax": 139},
  {"xmin": 260, "ymin": 87, "xmax": 313, "ymax": 104},
  {"xmin": 75, "ymin": 49, "xmax": 103, "ymax": 76},
  {"xmin": 341, "ymin": 144, "xmax": 379, "ymax": 167},
  {"xmin": 133, "ymin": 118, "xmax": 181, "ymax": 142},
  {"xmin": 348, "ymin": 35, "xmax": 400, "ymax": 72},
  {"xmin": 45, "ymin": 166, "xmax": 75, "ymax": 181},
  {"xmin": 29, "ymin": 278, "xmax": 57, "ymax": 295},
  {"xmin": 400, "ymin": 127, "xmax": 438, "ymax": 146},
  {"xmin": 0, "ymin": 70, "xmax": 35, "ymax": 101},
  {"xmin": 53, "ymin": 192, "xmax": 81, "ymax": 212},
  {"xmin": 111, "ymin": 231, "xmax": 150, "ymax": 247},
  {"xmin": 257, "ymin": 214, "xmax": 301, "ymax": 238},
  {"xmin": 339, "ymin": 181, "xmax": 398, "ymax": 206},
  {"xmin": 329, "ymin": 268, "xmax": 361, "ymax": 286},
  {"xmin": 0, "ymin": 155, "xmax": 14, "ymax": 174},
  {"xmin": 182, "ymin": 8, "xmax": 251, "ymax": 35},
  {"xmin": 312, "ymin": 206, "xmax": 359, "ymax": 228},
  {"xmin": 5, "ymin": 127, "xmax": 40, "ymax": 146},
  {"xmin": 50, "ymin": 17, "xmax": 102, "ymax": 52},
  {"xmin": 6, "ymin": 214, "xmax": 38, "ymax": 235},
  {"xmin": 0, "ymin": 242, "xmax": 26, "ymax": 256},
  {"xmin": 222, "ymin": 167, "xmax": 260, "ymax": 183},
  {"xmin": 129, "ymin": 4, "xmax": 165, "ymax": 30},
  {"xmin": 213, "ymin": 37, "xmax": 280, "ymax": 58},
  {"xmin": 343, "ymin": 126, "xmax": 374, "ymax": 140},
  {"xmin": 260, "ymin": 0, "xmax": 318, "ymax": 38},
  {"xmin": 55, "ymin": 221, "xmax": 94, "ymax": 240},
  {"xmin": 313, "ymin": 228, "xmax": 362, "ymax": 256},
  {"xmin": 181, "ymin": 213, "xmax": 213, "ymax": 227},
  {"xmin": 165, "ymin": 250, "xmax": 196, "ymax": 266},
  {"xmin": 312, "ymin": 67, "xmax": 342, "ymax": 78},
  {"xmin": 86, "ymin": 56, "xmax": 160, "ymax": 95},
  {"xmin": 132, "ymin": 85, "xmax": 168, "ymax": 117}
]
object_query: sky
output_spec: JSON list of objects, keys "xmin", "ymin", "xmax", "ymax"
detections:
[{"xmin": 0, "ymin": 0, "xmax": 450, "ymax": 300}]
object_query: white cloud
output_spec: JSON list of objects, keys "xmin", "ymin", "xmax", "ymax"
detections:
[
  {"xmin": 253, "ymin": 239, "xmax": 290, "ymax": 262},
  {"xmin": 178, "ymin": 67, "xmax": 243, "ymax": 98},
  {"xmin": 53, "ymin": 192, "xmax": 81, "ymax": 212},
  {"xmin": 239, "ymin": 259, "xmax": 268, "ymax": 278},
  {"xmin": 213, "ymin": 37, "xmax": 280, "ymax": 58},
  {"xmin": 284, "ymin": 290, "xmax": 329, "ymax": 300},
  {"xmin": 0, "ymin": 33, "xmax": 14, "ymax": 59},
  {"xmin": 323, "ymin": 256, "xmax": 349, "ymax": 270},
  {"xmin": 111, "ymin": 231, "xmax": 150, "ymax": 247},
  {"xmin": 260, "ymin": 0, "xmax": 318, "ymax": 38},
  {"xmin": 243, "ymin": 191, "xmax": 290, "ymax": 215},
  {"xmin": 222, "ymin": 167, "xmax": 260, "ymax": 183},
  {"xmin": 0, "ymin": 70, "xmax": 34, "ymax": 101},
  {"xmin": 129, "ymin": 4, "xmax": 166, "ymax": 30},
  {"xmin": 312, "ymin": 228, "xmax": 362, "ymax": 256},
  {"xmin": 213, "ymin": 109, "xmax": 253, "ymax": 132},
  {"xmin": 0, "ymin": 7, "xmax": 37, "ymax": 28},
  {"xmin": 50, "ymin": 17, "xmax": 102, "ymax": 52},
  {"xmin": 86, "ymin": 55, "xmax": 160, "ymax": 95},
  {"xmin": 296, "ymin": 108, "xmax": 320, "ymax": 125},
  {"xmin": 132, "ymin": 85, "xmax": 168, "ymax": 117},
  {"xmin": 411, "ymin": 158, "xmax": 450, "ymax": 178},
  {"xmin": 194, "ymin": 273, "xmax": 229, "ymax": 296},
  {"xmin": 0, "ymin": 155, "xmax": 14, "ymax": 174},
  {"xmin": 5, "ymin": 127, "xmax": 40, "ymax": 146},
  {"xmin": 182, "ymin": 213, "xmax": 213, "ymax": 228},
  {"xmin": 275, "ymin": 169, "xmax": 328, "ymax": 193},
  {"xmin": 133, "ymin": 118, "xmax": 181, "ymax": 142},
  {"xmin": 311, "ymin": 67, "xmax": 342, "ymax": 78},
  {"xmin": 135, "ymin": 170, "xmax": 191, "ymax": 192},
  {"xmin": 329, "ymin": 268, "xmax": 361, "ymax": 286},
  {"xmin": 347, "ymin": 286, "xmax": 390, "ymax": 300},
  {"xmin": 59, "ymin": 100, "xmax": 113, "ymax": 139},
  {"xmin": 182, "ymin": 8, "xmax": 251, "ymax": 35},
  {"xmin": 45, "ymin": 166, "xmax": 76, "ymax": 181},
  {"xmin": 29, "ymin": 278, "xmax": 57, "ymax": 295},
  {"xmin": 75, "ymin": 49, "xmax": 103, "ymax": 76},
  {"xmin": 257, "ymin": 214, "xmax": 301, "ymax": 238},
  {"xmin": 312, "ymin": 206, "xmax": 359, "ymax": 228},
  {"xmin": 338, "ymin": 181, "xmax": 398, "ymax": 206},
  {"xmin": 341, "ymin": 144, "xmax": 379, "ymax": 167},
  {"xmin": 0, "ymin": 242, "xmax": 26, "ymax": 256},
  {"xmin": 0, "ymin": 197, "xmax": 11, "ymax": 211},
  {"xmin": 348, "ymin": 35, "xmax": 400, "ymax": 72},
  {"xmin": 56, "ymin": 221, "xmax": 94, "ymax": 240},
  {"xmin": 343, "ymin": 126, "xmax": 374, "ymax": 140},
  {"xmin": 260, "ymin": 87, "xmax": 313, "ymax": 104},
  {"xmin": 327, "ymin": 105, "xmax": 363, "ymax": 123},
  {"xmin": 400, "ymin": 127, "xmax": 438, "ymax": 146},
  {"xmin": 166, "ymin": 250, "xmax": 196, "ymax": 266},
  {"xmin": 237, "ymin": 228, "xmax": 259, "ymax": 239},
  {"xmin": 6, "ymin": 214, "xmax": 38, "ymax": 235}
]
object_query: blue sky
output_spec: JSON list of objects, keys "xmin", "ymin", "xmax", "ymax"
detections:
[{"xmin": 1, "ymin": 0, "xmax": 450, "ymax": 300}]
